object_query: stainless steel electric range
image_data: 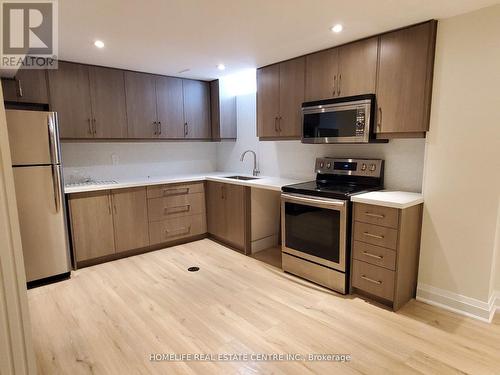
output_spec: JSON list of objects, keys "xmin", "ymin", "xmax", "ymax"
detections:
[{"xmin": 281, "ymin": 158, "xmax": 384, "ymax": 294}]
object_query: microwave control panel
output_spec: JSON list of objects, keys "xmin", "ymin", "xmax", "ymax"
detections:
[{"xmin": 356, "ymin": 108, "xmax": 366, "ymax": 136}]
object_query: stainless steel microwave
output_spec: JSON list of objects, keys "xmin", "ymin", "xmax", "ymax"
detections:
[{"xmin": 302, "ymin": 94, "xmax": 375, "ymax": 144}]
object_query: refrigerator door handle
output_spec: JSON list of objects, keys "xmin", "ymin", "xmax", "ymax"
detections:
[
  {"xmin": 51, "ymin": 165, "xmax": 61, "ymax": 213},
  {"xmin": 47, "ymin": 113, "xmax": 60, "ymax": 165}
]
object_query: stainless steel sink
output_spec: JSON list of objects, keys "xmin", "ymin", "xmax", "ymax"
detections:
[{"xmin": 225, "ymin": 176, "xmax": 260, "ymax": 181}]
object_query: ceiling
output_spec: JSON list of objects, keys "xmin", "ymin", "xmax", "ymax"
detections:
[{"xmin": 59, "ymin": 0, "xmax": 498, "ymax": 80}]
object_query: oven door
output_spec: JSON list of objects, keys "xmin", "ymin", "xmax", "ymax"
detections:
[
  {"xmin": 302, "ymin": 97, "xmax": 372, "ymax": 144},
  {"xmin": 281, "ymin": 193, "xmax": 347, "ymax": 272}
]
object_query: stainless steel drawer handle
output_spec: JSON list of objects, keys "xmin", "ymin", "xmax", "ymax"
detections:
[
  {"xmin": 164, "ymin": 204, "xmax": 191, "ymax": 214},
  {"xmin": 365, "ymin": 212, "xmax": 385, "ymax": 219},
  {"xmin": 361, "ymin": 275, "xmax": 382, "ymax": 285},
  {"xmin": 363, "ymin": 251, "xmax": 383, "ymax": 260},
  {"xmin": 162, "ymin": 187, "xmax": 190, "ymax": 196},
  {"xmin": 165, "ymin": 225, "xmax": 191, "ymax": 237},
  {"xmin": 363, "ymin": 232, "xmax": 384, "ymax": 239}
]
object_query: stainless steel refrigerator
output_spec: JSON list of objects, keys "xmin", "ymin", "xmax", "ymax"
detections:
[{"xmin": 6, "ymin": 109, "xmax": 71, "ymax": 284}]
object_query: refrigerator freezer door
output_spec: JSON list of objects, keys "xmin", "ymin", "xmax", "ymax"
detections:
[
  {"xmin": 13, "ymin": 165, "xmax": 70, "ymax": 282},
  {"xmin": 6, "ymin": 110, "xmax": 60, "ymax": 166}
]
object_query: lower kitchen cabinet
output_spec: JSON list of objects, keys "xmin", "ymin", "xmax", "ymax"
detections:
[
  {"xmin": 68, "ymin": 187, "xmax": 149, "ymax": 263},
  {"xmin": 206, "ymin": 181, "xmax": 250, "ymax": 253},
  {"xmin": 68, "ymin": 190, "xmax": 116, "ymax": 262},
  {"xmin": 111, "ymin": 188, "xmax": 150, "ymax": 252},
  {"xmin": 350, "ymin": 202, "xmax": 423, "ymax": 310}
]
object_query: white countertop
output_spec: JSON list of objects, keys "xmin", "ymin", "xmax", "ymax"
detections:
[
  {"xmin": 351, "ymin": 190, "xmax": 424, "ymax": 209},
  {"xmin": 64, "ymin": 172, "xmax": 306, "ymax": 194}
]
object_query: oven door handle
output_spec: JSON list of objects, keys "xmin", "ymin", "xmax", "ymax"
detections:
[{"xmin": 281, "ymin": 193, "xmax": 346, "ymax": 208}]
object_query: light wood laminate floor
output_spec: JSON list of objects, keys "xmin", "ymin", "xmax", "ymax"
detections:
[{"xmin": 28, "ymin": 239, "xmax": 500, "ymax": 374}]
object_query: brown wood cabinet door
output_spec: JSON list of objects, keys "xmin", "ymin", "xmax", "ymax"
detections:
[
  {"xmin": 111, "ymin": 187, "xmax": 149, "ymax": 253},
  {"xmin": 2, "ymin": 69, "xmax": 49, "ymax": 104},
  {"xmin": 182, "ymin": 79, "xmax": 211, "ymax": 139},
  {"xmin": 210, "ymin": 79, "xmax": 237, "ymax": 140},
  {"xmin": 156, "ymin": 76, "xmax": 185, "ymax": 138},
  {"xmin": 376, "ymin": 22, "xmax": 436, "ymax": 135},
  {"xmin": 305, "ymin": 48, "xmax": 339, "ymax": 101},
  {"xmin": 89, "ymin": 66, "xmax": 128, "ymax": 138},
  {"xmin": 223, "ymin": 183, "xmax": 247, "ymax": 250},
  {"xmin": 48, "ymin": 62, "xmax": 93, "ymax": 138},
  {"xmin": 338, "ymin": 37, "xmax": 378, "ymax": 97},
  {"xmin": 125, "ymin": 71, "xmax": 158, "ymax": 138},
  {"xmin": 278, "ymin": 57, "xmax": 305, "ymax": 138},
  {"xmin": 257, "ymin": 64, "xmax": 280, "ymax": 138},
  {"xmin": 206, "ymin": 181, "xmax": 226, "ymax": 238},
  {"xmin": 69, "ymin": 191, "xmax": 115, "ymax": 262}
]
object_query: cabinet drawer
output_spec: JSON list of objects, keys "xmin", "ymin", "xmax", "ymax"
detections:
[
  {"xmin": 147, "ymin": 182, "xmax": 204, "ymax": 199},
  {"xmin": 353, "ymin": 221, "xmax": 398, "ymax": 250},
  {"xmin": 354, "ymin": 203, "xmax": 399, "ymax": 229},
  {"xmin": 352, "ymin": 260, "xmax": 395, "ymax": 301},
  {"xmin": 148, "ymin": 192, "xmax": 205, "ymax": 222},
  {"xmin": 149, "ymin": 214, "xmax": 206, "ymax": 245},
  {"xmin": 352, "ymin": 241, "xmax": 396, "ymax": 270}
]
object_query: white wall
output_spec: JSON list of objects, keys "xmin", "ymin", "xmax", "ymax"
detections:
[
  {"xmin": 418, "ymin": 5, "xmax": 500, "ymax": 310},
  {"xmin": 217, "ymin": 93, "xmax": 426, "ymax": 192},
  {"xmin": 62, "ymin": 141, "xmax": 217, "ymax": 183}
]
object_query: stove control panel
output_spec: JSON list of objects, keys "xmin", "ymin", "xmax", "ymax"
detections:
[{"xmin": 315, "ymin": 158, "xmax": 383, "ymax": 178}]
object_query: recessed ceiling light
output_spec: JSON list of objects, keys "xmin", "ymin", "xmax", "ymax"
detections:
[
  {"xmin": 330, "ymin": 24, "xmax": 343, "ymax": 33},
  {"xmin": 94, "ymin": 40, "xmax": 105, "ymax": 48},
  {"xmin": 217, "ymin": 64, "xmax": 226, "ymax": 71}
]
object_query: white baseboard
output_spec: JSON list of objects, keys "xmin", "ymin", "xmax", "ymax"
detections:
[{"xmin": 416, "ymin": 283, "xmax": 497, "ymax": 323}]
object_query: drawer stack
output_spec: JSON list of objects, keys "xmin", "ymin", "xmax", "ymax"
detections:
[
  {"xmin": 351, "ymin": 202, "xmax": 423, "ymax": 310},
  {"xmin": 147, "ymin": 182, "xmax": 207, "ymax": 245}
]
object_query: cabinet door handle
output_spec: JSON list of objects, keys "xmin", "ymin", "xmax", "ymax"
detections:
[
  {"xmin": 363, "ymin": 251, "xmax": 384, "ymax": 260},
  {"xmin": 162, "ymin": 187, "xmax": 189, "ymax": 196},
  {"xmin": 365, "ymin": 212, "xmax": 385, "ymax": 219},
  {"xmin": 164, "ymin": 204, "xmax": 191, "ymax": 215},
  {"xmin": 221, "ymin": 185, "xmax": 225, "ymax": 200},
  {"xmin": 107, "ymin": 194, "xmax": 112, "ymax": 215},
  {"xmin": 337, "ymin": 74, "xmax": 341, "ymax": 96},
  {"xmin": 158, "ymin": 121, "xmax": 162, "ymax": 135},
  {"xmin": 92, "ymin": 118, "xmax": 97, "ymax": 135},
  {"xmin": 274, "ymin": 117, "xmax": 279, "ymax": 133},
  {"xmin": 278, "ymin": 116, "xmax": 282, "ymax": 132},
  {"xmin": 153, "ymin": 121, "xmax": 158, "ymax": 135},
  {"xmin": 363, "ymin": 232, "xmax": 384, "ymax": 239},
  {"xmin": 17, "ymin": 79, "xmax": 23, "ymax": 97},
  {"xmin": 165, "ymin": 225, "xmax": 191, "ymax": 237},
  {"xmin": 377, "ymin": 107, "xmax": 382, "ymax": 129},
  {"xmin": 87, "ymin": 118, "xmax": 92, "ymax": 135},
  {"xmin": 361, "ymin": 275, "xmax": 382, "ymax": 285},
  {"xmin": 332, "ymin": 75, "xmax": 337, "ymax": 97},
  {"xmin": 111, "ymin": 194, "xmax": 117, "ymax": 215}
]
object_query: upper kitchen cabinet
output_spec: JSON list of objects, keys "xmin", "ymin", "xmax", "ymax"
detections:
[
  {"xmin": 376, "ymin": 21, "xmax": 437, "ymax": 137},
  {"xmin": 305, "ymin": 38, "xmax": 377, "ymax": 101},
  {"xmin": 2, "ymin": 68, "xmax": 49, "ymax": 104},
  {"xmin": 210, "ymin": 79, "xmax": 237, "ymax": 140},
  {"xmin": 48, "ymin": 62, "xmax": 93, "ymax": 138},
  {"xmin": 305, "ymin": 49, "xmax": 338, "ymax": 101},
  {"xmin": 257, "ymin": 64, "xmax": 280, "ymax": 138},
  {"xmin": 337, "ymin": 37, "xmax": 378, "ymax": 97},
  {"xmin": 125, "ymin": 71, "xmax": 158, "ymax": 138},
  {"xmin": 257, "ymin": 57, "xmax": 305, "ymax": 140},
  {"xmin": 88, "ymin": 66, "xmax": 128, "ymax": 138},
  {"xmin": 156, "ymin": 76, "xmax": 185, "ymax": 138},
  {"xmin": 182, "ymin": 79, "xmax": 211, "ymax": 139}
]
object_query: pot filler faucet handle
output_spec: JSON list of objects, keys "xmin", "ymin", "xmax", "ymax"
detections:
[{"xmin": 240, "ymin": 150, "xmax": 260, "ymax": 177}]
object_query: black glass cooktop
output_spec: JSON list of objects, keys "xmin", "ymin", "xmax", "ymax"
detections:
[{"xmin": 282, "ymin": 180, "xmax": 382, "ymax": 200}]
